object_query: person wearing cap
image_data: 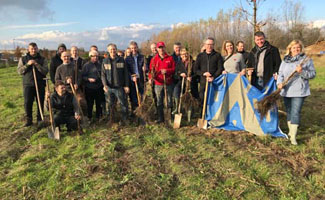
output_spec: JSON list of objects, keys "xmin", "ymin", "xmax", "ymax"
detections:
[
  {"xmin": 55, "ymin": 51, "xmax": 81, "ymax": 92},
  {"xmin": 125, "ymin": 41, "xmax": 146, "ymax": 115},
  {"xmin": 194, "ymin": 37, "xmax": 224, "ymax": 105},
  {"xmin": 50, "ymin": 43, "xmax": 66, "ymax": 84},
  {"xmin": 101, "ymin": 43, "xmax": 130, "ymax": 125},
  {"xmin": 18, "ymin": 42, "xmax": 48, "ymax": 127},
  {"xmin": 51, "ymin": 80, "xmax": 80, "ymax": 132},
  {"xmin": 82, "ymin": 50, "xmax": 104, "ymax": 121},
  {"xmin": 148, "ymin": 41, "xmax": 175, "ymax": 123}
]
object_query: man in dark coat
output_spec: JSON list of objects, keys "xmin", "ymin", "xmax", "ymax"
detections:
[
  {"xmin": 194, "ymin": 37, "xmax": 224, "ymax": 104},
  {"xmin": 51, "ymin": 80, "xmax": 80, "ymax": 131},
  {"xmin": 247, "ymin": 31, "xmax": 281, "ymax": 90},
  {"xmin": 50, "ymin": 43, "xmax": 66, "ymax": 83},
  {"xmin": 18, "ymin": 42, "xmax": 48, "ymax": 126},
  {"xmin": 125, "ymin": 41, "xmax": 145, "ymax": 114},
  {"xmin": 101, "ymin": 43, "xmax": 130, "ymax": 124}
]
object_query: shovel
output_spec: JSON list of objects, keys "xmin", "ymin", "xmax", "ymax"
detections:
[
  {"xmin": 44, "ymin": 78, "xmax": 60, "ymax": 140},
  {"xmin": 69, "ymin": 82, "xmax": 84, "ymax": 135},
  {"xmin": 173, "ymin": 76, "xmax": 185, "ymax": 129},
  {"xmin": 197, "ymin": 76, "xmax": 209, "ymax": 129},
  {"xmin": 132, "ymin": 74, "xmax": 141, "ymax": 106}
]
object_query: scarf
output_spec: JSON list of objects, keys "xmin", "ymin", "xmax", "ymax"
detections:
[{"xmin": 283, "ymin": 53, "xmax": 306, "ymax": 63}]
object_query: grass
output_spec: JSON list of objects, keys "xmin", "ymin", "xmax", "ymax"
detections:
[{"xmin": 0, "ymin": 56, "xmax": 324, "ymax": 199}]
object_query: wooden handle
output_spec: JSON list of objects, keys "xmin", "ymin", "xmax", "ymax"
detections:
[
  {"xmin": 45, "ymin": 78, "xmax": 54, "ymax": 128},
  {"xmin": 32, "ymin": 66, "xmax": 44, "ymax": 121},
  {"xmin": 178, "ymin": 76, "xmax": 185, "ymax": 113},
  {"xmin": 201, "ymin": 77, "xmax": 209, "ymax": 120},
  {"xmin": 163, "ymin": 74, "xmax": 168, "ymax": 108}
]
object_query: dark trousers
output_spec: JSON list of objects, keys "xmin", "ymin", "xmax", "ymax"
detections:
[
  {"xmin": 54, "ymin": 114, "xmax": 77, "ymax": 131},
  {"xmin": 191, "ymin": 76, "xmax": 200, "ymax": 99},
  {"xmin": 23, "ymin": 85, "xmax": 45, "ymax": 122},
  {"xmin": 85, "ymin": 87, "xmax": 103, "ymax": 119},
  {"xmin": 129, "ymin": 79, "xmax": 144, "ymax": 109}
]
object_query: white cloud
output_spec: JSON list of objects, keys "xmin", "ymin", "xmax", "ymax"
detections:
[
  {"xmin": 0, "ymin": 23, "xmax": 171, "ymax": 50},
  {"xmin": 0, "ymin": 22, "xmax": 79, "ymax": 30}
]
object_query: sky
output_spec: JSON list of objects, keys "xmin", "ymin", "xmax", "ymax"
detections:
[{"xmin": 0, "ymin": 0, "xmax": 324, "ymax": 50}]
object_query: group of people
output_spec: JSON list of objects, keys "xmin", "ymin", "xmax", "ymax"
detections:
[{"xmin": 17, "ymin": 31, "xmax": 316, "ymax": 145}]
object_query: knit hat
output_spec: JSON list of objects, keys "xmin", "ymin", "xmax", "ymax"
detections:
[{"xmin": 57, "ymin": 43, "xmax": 67, "ymax": 50}]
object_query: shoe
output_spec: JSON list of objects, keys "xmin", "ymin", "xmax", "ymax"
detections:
[{"xmin": 24, "ymin": 121, "xmax": 33, "ymax": 127}]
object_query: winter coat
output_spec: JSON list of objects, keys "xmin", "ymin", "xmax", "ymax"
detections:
[
  {"xmin": 277, "ymin": 54, "xmax": 316, "ymax": 97},
  {"xmin": 194, "ymin": 50, "xmax": 224, "ymax": 87},
  {"xmin": 101, "ymin": 56, "xmax": 129, "ymax": 88},
  {"xmin": 82, "ymin": 61, "xmax": 103, "ymax": 90},
  {"xmin": 50, "ymin": 54, "xmax": 63, "ymax": 83},
  {"xmin": 247, "ymin": 43, "xmax": 281, "ymax": 87},
  {"xmin": 17, "ymin": 53, "xmax": 48, "ymax": 87},
  {"xmin": 149, "ymin": 53, "xmax": 175, "ymax": 86},
  {"xmin": 125, "ymin": 54, "xmax": 145, "ymax": 84}
]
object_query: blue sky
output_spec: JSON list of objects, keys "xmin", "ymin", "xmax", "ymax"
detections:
[{"xmin": 0, "ymin": 0, "xmax": 324, "ymax": 50}]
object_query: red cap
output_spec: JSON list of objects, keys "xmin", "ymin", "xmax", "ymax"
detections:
[{"xmin": 157, "ymin": 41, "xmax": 165, "ymax": 48}]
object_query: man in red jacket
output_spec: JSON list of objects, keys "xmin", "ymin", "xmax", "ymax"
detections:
[{"xmin": 149, "ymin": 42, "xmax": 175, "ymax": 123}]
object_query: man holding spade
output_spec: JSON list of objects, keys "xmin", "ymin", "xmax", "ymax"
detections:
[
  {"xmin": 149, "ymin": 41, "xmax": 175, "ymax": 123},
  {"xmin": 18, "ymin": 42, "xmax": 48, "ymax": 127}
]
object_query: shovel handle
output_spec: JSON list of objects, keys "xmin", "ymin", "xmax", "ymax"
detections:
[
  {"xmin": 178, "ymin": 76, "xmax": 185, "ymax": 113},
  {"xmin": 201, "ymin": 76, "xmax": 209, "ymax": 120},
  {"xmin": 32, "ymin": 66, "xmax": 44, "ymax": 121},
  {"xmin": 163, "ymin": 74, "xmax": 168, "ymax": 108}
]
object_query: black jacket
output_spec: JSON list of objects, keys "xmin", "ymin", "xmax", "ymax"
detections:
[
  {"xmin": 101, "ymin": 56, "xmax": 129, "ymax": 88},
  {"xmin": 17, "ymin": 53, "xmax": 48, "ymax": 87},
  {"xmin": 82, "ymin": 61, "xmax": 103, "ymax": 90},
  {"xmin": 50, "ymin": 54, "xmax": 63, "ymax": 83},
  {"xmin": 247, "ymin": 43, "xmax": 281, "ymax": 87},
  {"xmin": 70, "ymin": 57, "xmax": 85, "ymax": 71},
  {"xmin": 51, "ymin": 92, "xmax": 78, "ymax": 117},
  {"xmin": 194, "ymin": 50, "xmax": 224, "ymax": 87},
  {"xmin": 125, "ymin": 54, "xmax": 145, "ymax": 85}
]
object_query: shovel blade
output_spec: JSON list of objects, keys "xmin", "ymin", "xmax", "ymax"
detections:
[
  {"xmin": 47, "ymin": 127, "xmax": 55, "ymax": 139},
  {"xmin": 173, "ymin": 113, "xmax": 182, "ymax": 129},
  {"xmin": 54, "ymin": 127, "xmax": 60, "ymax": 140},
  {"xmin": 197, "ymin": 119, "xmax": 207, "ymax": 129}
]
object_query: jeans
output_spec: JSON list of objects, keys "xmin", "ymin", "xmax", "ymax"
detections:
[
  {"xmin": 105, "ymin": 87, "xmax": 128, "ymax": 118},
  {"xmin": 283, "ymin": 97, "xmax": 305, "ymax": 125},
  {"xmin": 173, "ymin": 81, "xmax": 182, "ymax": 99},
  {"xmin": 154, "ymin": 84, "xmax": 173, "ymax": 108}
]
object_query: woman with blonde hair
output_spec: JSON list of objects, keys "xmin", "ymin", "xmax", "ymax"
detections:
[
  {"xmin": 124, "ymin": 48, "xmax": 131, "ymax": 59},
  {"xmin": 277, "ymin": 39, "xmax": 316, "ymax": 145},
  {"xmin": 221, "ymin": 40, "xmax": 246, "ymax": 75}
]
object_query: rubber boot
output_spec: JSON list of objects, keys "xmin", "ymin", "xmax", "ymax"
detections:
[
  {"xmin": 290, "ymin": 124, "xmax": 298, "ymax": 145},
  {"xmin": 287, "ymin": 121, "xmax": 291, "ymax": 137},
  {"xmin": 172, "ymin": 98, "xmax": 179, "ymax": 115},
  {"xmin": 156, "ymin": 105, "xmax": 164, "ymax": 123}
]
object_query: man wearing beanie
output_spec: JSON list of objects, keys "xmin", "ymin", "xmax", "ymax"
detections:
[{"xmin": 50, "ymin": 43, "xmax": 67, "ymax": 83}]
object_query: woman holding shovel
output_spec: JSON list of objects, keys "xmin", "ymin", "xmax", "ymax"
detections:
[{"xmin": 277, "ymin": 40, "xmax": 316, "ymax": 145}]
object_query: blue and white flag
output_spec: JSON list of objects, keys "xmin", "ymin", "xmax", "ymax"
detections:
[{"xmin": 206, "ymin": 74, "xmax": 285, "ymax": 137}]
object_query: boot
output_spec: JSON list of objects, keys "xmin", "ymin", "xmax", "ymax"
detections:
[
  {"xmin": 287, "ymin": 121, "xmax": 291, "ymax": 136},
  {"xmin": 290, "ymin": 124, "xmax": 298, "ymax": 145},
  {"xmin": 156, "ymin": 105, "xmax": 164, "ymax": 123},
  {"xmin": 172, "ymin": 98, "xmax": 179, "ymax": 115},
  {"xmin": 24, "ymin": 117, "xmax": 32, "ymax": 127}
]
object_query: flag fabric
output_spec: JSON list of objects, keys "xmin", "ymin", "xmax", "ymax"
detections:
[{"xmin": 206, "ymin": 73, "xmax": 286, "ymax": 137}]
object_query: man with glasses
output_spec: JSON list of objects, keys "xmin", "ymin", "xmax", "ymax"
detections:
[
  {"xmin": 55, "ymin": 51, "xmax": 81, "ymax": 92},
  {"xmin": 82, "ymin": 51, "xmax": 103, "ymax": 121},
  {"xmin": 148, "ymin": 41, "xmax": 175, "ymax": 123},
  {"xmin": 194, "ymin": 37, "xmax": 224, "ymax": 105}
]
